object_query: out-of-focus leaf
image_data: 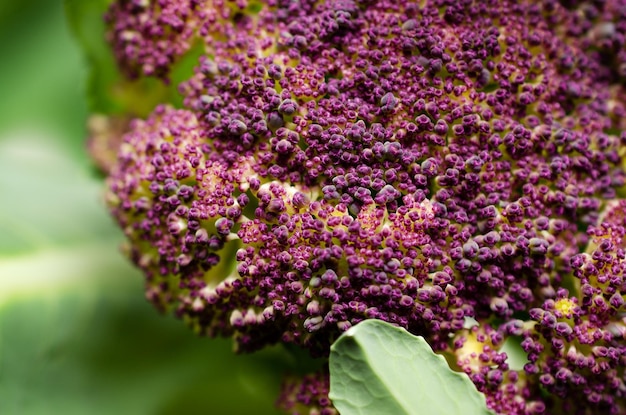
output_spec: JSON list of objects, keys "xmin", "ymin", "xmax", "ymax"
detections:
[
  {"xmin": 63, "ymin": 0, "xmax": 121, "ymax": 113},
  {"xmin": 0, "ymin": 135, "xmax": 117, "ymax": 255},
  {"xmin": 0, "ymin": 259, "xmax": 287, "ymax": 415},
  {"xmin": 329, "ymin": 320, "xmax": 493, "ymax": 415},
  {"xmin": 0, "ymin": 0, "xmax": 88, "ymax": 157}
]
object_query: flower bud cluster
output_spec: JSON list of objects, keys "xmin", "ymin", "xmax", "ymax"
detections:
[
  {"xmin": 105, "ymin": 0, "xmax": 211, "ymax": 79},
  {"xmin": 104, "ymin": 1, "xmax": 626, "ymax": 413},
  {"xmin": 277, "ymin": 372, "xmax": 337, "ymax": 415}
]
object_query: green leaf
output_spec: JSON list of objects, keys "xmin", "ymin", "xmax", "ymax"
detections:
[
  {"xmin": 64, "ymin": 0, "xmax": 127, "ymax": 114},
  {"xmin": 0, "ymin": 267, "xmax": 287, "ymax": 415},
  {"xmin": 0, "ymin": 0, "xmax": 89, "ymax": 156},
  {"xmin": 0, "ymin": 135, "xmax": 117, "ymax": 255},
  {"xmin": 329, "ymin": 320, "xmax": 493, "ymax": 415}
]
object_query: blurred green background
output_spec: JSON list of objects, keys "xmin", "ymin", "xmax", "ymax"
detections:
[{"xmin": 0, "ymin": 1, "xmax": 294, "ymax": 414}]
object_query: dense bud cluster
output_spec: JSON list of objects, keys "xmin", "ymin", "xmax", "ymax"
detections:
[
  {"xmin": 104, "ymin": 0, "xmax": 626, "ymax": 414},
  {"xmin": 277, "ymin": 372, "xmax": 337, "ymax": 415},
  {"xmin": 544, "ymin": 0, "xmax": 626, "ymax": 83},
  {"xmin": 105, "ymin": 0, "xmax": 212, "ymax": 79}
]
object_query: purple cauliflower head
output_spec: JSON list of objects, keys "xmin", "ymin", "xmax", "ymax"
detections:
[{"xmin": 103, "ymin": 0, "xmax": 626, "ymax": 414}]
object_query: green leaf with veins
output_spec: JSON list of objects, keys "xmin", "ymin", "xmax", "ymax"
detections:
[{"xmin": 329, "ymin": 319, "xmax": 494, "ymax": 415}]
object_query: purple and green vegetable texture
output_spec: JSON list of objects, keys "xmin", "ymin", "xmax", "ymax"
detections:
[{"xmin": 80, "ymin": 0, "xmax": 626, "ymax": 413}]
